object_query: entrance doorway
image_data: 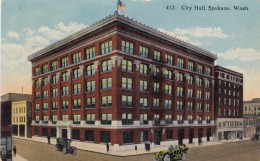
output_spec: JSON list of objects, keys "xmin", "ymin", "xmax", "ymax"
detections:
[
  {"xmin": 207, "ymin": 128, "xmax": 211, "ymax": 141},
  {"xmin": 178, "ymin": 129, "xmax": 184, "ymax": 145},
  {"xmin": 198, "ymin": 128, "xmax": 203, "ymax": 143},
  {"xmin": 62, "ymin": 129, "xmax": 67, "ymax": 138},
  {"xmin": 154, "ymin": 130, "xmax": 162, "ymax": 145},
  {"xmin": 189, "ymin": 128, "xmax": 194, "ymax": 144}
]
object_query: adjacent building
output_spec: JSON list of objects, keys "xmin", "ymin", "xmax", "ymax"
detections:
[
  {"xmin": 28, "ymin": 12, "xmax": 217, "ymax": 150},
  {"xmin": 243, "ymin": 98, "xmax": 260, "ymax": 138},
  {"xmin": 12, "ymin": 100, "xmax": 32, "ymax": 138},
  {"xmin": 214, "ymin": 66, "xmax": 243, "ymax": 140}
]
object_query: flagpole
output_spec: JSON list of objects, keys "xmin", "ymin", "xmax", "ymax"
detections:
[{"xmin": 116, "ymin": 0, "xmax": 118, "ymax": 13}]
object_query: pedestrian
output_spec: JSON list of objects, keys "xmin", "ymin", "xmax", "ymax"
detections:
[
  {"xmin": 47, "ymin": 135, "xmax": 51, "ymax": 144},
  {"xmin": 106, "ymin": 142, "xmax": 109, "ymax": 154},
  {"xmin": 13, "ymin": 146, "xmax": 16, "ymax": 157}
]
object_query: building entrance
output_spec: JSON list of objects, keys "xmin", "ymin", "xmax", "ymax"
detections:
[
  {"xmin": 154, "ymin": 130, "xmax": 162, "ymax": 145},
  {"xmin": 178, "ymin": 129, "xmax": 184, "ymax": 145},
  {"xmin": 189, "ymin": 128, "xmax": 194, "ymax": 144},
  {"xmin": 62, "ymin": 129, "xmax": 67, "ymax": 138}
]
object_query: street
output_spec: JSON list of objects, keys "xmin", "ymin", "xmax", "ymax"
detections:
[{"xmin": 13, "ymin": 138, "xmax": 260, "ymax": 161}]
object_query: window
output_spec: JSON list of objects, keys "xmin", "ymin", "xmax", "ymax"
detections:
[
  {"xmin": 164, "ymin": 70, "xmax": 172, "ymax": 79},
  {"xmin": 61, "ymin": 57, "xmax": 69, "ymax": 68},
  {"xmin": 42, "ymin": 64, "xmax": 48, "ymax": 74},
  {"xmin": 52, "ymin": 115, "xmax": 57, "ymax": 124},
  {"xmin": 43, "ymin": 77, "xmax": 49, "ymax": 86},
  {"xmin": 188, "ymin": 75, "xmax": 193, "ymax": 84},
  {"xmin": 140, "ymin": 80, "xmax": 148, "ymax": 91},
  {"xmin": 86, "ymin": 114, "xmax": 95, "ymax": 124},
  {"xmin": 85, "ymin": 46, "xmax": 95, "ymax": 60},
  {"xmin": 188, "ymin": 102, "xmax": 193, "ymax": 111},
  {"xmin": 188, "ymin": 62, "xmax": 194, "ymax": 71},
  {"xmin": 177, "ymin": 101, "xmax": 183, "ymax": 110},
  {"xmin": 165, "ymin": 115, "xmax": 172, "ymax": 124},
  {"xmin": 73, "ymin": 68, "xmax": 80, "ymax": 79},
  {"xmin": 122, "ymin": 59, "xmax": 132, "ymax": 72},
  {"xmin": 165, "ymin": 85, "xmax": 172, "ymax": 95},
  {"xmin": 206, "ymin": 104, "xmax": 210, "ymax": 112},
  {"xmin": 73, "ymin": 115, "xmax": 81, "ymax": 124},
  {"xmin": 62, "ymin": 115, "xmax": 68, "ymax": 122},
  {"xmin": 188, "ymin": 89, "xmax": 193, "ymax": 98},
  {"xmin": 188, "ymin": 115, "xmax": 193, "ymax": 124},
  {"xmin": 205, "ymin": 80, "xmax": 211, "ymax": 88},
  {"xmin": 153, "ymin": 83, "xmax": 160, "ymax": 92},
  {"xmin": 73, "ymin": 99, "xmax": 81, "ymax": 109},
  {"xmin": 100, "ymin": 131, "xmax": 110, "ymax": 143},
  {"xmin": 62, "ymin": 72, "xmax": 69, "ymax": 82},
  {"xmin": 102, "ymin": 60, "xmax": 112, "ymax": 72},
  {"xmin": 177, "ymin": 87, "xmax": 183, "ymax": 97},
  {"xmin": 154, "ymin": 51, "xmax": 160, "ymax": 61},
  {"xmin": 205, "ymin": 92, "xmax": 210, "ymax": 100},
  {"xmin": 52, "ymin": 75, "xmax": 58, "ymax": 84},
  {"xmin": 43, "ymin": 115, "xmax": 49, "ymax": 124},
  {"xmin": 51, "ymin": 61, "xmax": 58, "ymax": 71},
  {"xmin": 35, "ymin": 116, "xmax": 40, "ymax": 123},
  {"xmin": 140, "ymin": 131, "xmax": 148, "ymax": 142},
  {"xmin": 102, "ymin": 78, "xmax": 112, "ymax": 90},
  {"xmin": 197, "ymin": 116, "xmax": 202, "ymax": 124},
  {"xmin": 205, "ymin": 67, "xmax": 211, "ymax": 76},
  {"xmin": 140, "ymin": 114, "xmax": 148, "ymax": 124},
  {"xmin": 62, "ymin": 86, "xmax": 69, "ymax": 96},
  {"xmin": 121, "ymin": 40, "xmax": 133, "ymax": 54},
  {"xmin": 72, "ymin": 52, "xmax": 81, "ymax": 64},
  {"xmin": 165, "ymin": 54, "xmax": 173, "ymax": 65},
  {"xmin": 101, "ymin": 114, "xmax": 112, "ymax": 125},
  {"xmin": 101, "ymin": 40, "xmax": 112, "ymax": 55},
  {"xmin": 166, "ymin": 130, "xmax": 173, "ymax": 140},
  {"xmin": 123, "ymin": 131, "xmax": 133, "ymax": 144},
  {"xmin": 177, "ymin": 115, "xmax": 183, "ymax": 124},
  {"xmin": 36, "ymin": 80, "xmax": 41, "ymax": 88},
  {"xmin": 152, "ymin": 67, "xmax": 159, "ymax": 77},
  {"xmin": 52, "ymin": 88, "xmax": 58, "ymax": 97},
  {"xmin": 72, "ymin": 130, "xmax": 80, "ymax": 140},
  {"xmin": 52, "ymin": 102, "xmax": 58, "ymax": 110},
  {"xmin": 85, "ymin": 130, "xmax": 94, "ymax": 142},
  {"xmin": 86, "ymin": 64, "xmax": 96, "ymax": 76},
  {"xmin": 35, "ymin": 104, "xmax": 40, "ymax": 111},
  {"xmin": 197, "ymin": 103, "xmax": 202, "ymax": 112},
  {"xmin": 165, "ymin": 99, "xmax": 172, "ymax": 109},
  {"xmin": 43, "ymin": 90, "xmax": 48, "ymax": 99},
  {"xmin": 198, "ymin": 78, "xmax": 203, "ymax": 86},
  {"xmin": 177, "ymin": 58, "xmax": 184, "ymax": 68},
  {"xmin": 197, "ymin": 90, "xmax": 202, "ymax": 99},
  {"xmin": 87, "ymin": 81, "xmax": 95, "ymax": 92},
  {"xmin": 206, "ymin": 116, "xmax": 211, "ymax": 124},
  {"xmin": 34, "ymin": 67, "xmax": 40, "ymax": 76},
  {"xmin": 35, "ymin": 92, "xmax": 40, "ymax": 99},
  {"xmin": 122, "ymin": 95, "xmax": 133, "ymax": 107},
  {"xmin": 73, "ymin": 84, "xmax": 81, "ymax": 94},
  {"xmin": 176, "ymin": 73, "xmax": 184, "ymax": 82},
  {"xmin": 62, "ymin": 101, "xmax": 68, "ymax": 110},
  {"xmin": 101, "ymin": 96, "xmax": 112, "ymax": 107},
  {"xmin": 197, "ymin": 64, "xmax": 203, "ymax": 74},
  {"xmin": 139, "ymin": 64, "xmax": 148, "ymax": 75},
  {"xmin": 140, "ymin": 98, "xmax": 148, "ymax": 108},
  {"xmin": 153, "ymin": 98, "xmax": 160, "ymax": 108},
  {"xmin": 122, "ymin": 77, "xmax": 132, "ymax": 90},
  {"xmin": 139, "ymin": 46, "xmax": 148, "ymax": 58},
  {"xmin": 86, "ymin": 97, "xmax": 95, "ymax": 108},
  {"xmin": 122, "ymin": 113, "xmax": 133, "ymax": 125}
]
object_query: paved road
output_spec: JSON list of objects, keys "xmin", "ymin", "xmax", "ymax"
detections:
[{"xmin": 13, "ymin": 138, "xmax": 260, "ymax": 161}]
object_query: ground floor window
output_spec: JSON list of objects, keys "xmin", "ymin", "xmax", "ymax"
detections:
[
  {"xmin": 166, "ymin": 130, "xmax": 173, "ymax": 140},
  {"xmin": 12, "ymin": 125, "xmax": 18, "ymax": 136},
  {"xmin": 42, "ymin": 128, "xmax": 48, "ymax": 136},
  {"xmin": 123, "ymin": 131, "xmax": 133, "ymax": 144},
  {"xmin": 85, "ymin": 130, "xmax": 94, "ymax": 142},
  {"xmin": 72, "ymin": 129, "xmax": 80, "ymax": 140},
  {"xmin": 19, "ymin": 125, "xmax": 25, "ymax": 137},
  {"xmin": 140, "ymin": 131, "xmax": 148, "ymax": 142},
  {"xmin": 100, "ymin": 131, "xmax": 110, "ymax": 143},
  {"xmin": 34, "ymin": 127, "xmax": 39, "ymax": 135},
  {"xmin": 51, "ymin": 128, "xmax": 56, "ymax": 137}
]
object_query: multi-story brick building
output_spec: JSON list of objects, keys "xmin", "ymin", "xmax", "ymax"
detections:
[
  {"xmin": 243, "ymin": 98, "xmax": 260, "ymax": 138},
  {"xmin": 28, "ymin": 12, "xmax": 217, "ymax": 150},
  {"xmin": 214, "ymin": 66, "xmax": 243, "ymax": 140}
]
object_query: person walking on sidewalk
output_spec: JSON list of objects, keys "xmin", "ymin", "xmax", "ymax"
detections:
[
  {"xmin": 13, "ymin": 146, "xmax": 17, "ymax": 157},
  {"xmin": 106, "ymin": 142, "xmax": 109, "ymax": 154},
  {"xmin": 47, "ymin": 135, "xmax": 51, "ymax": 144}
]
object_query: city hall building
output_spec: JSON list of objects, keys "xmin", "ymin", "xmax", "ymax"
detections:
[
  {"xmin": 28, "ymin": 12, "xmax": 217, "ymax": 150},
  {"xmin": 214, "ymin": 66, "xmax": 243, "ymax": 140}
]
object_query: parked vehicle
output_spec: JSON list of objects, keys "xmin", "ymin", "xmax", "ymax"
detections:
[
  {"xmin": 153, "ymin": 144, "xmax": 189, "ymax": 161},
  {"xmin": 251, "ymin": 134, "xmax": 259, "ymax": 141},
  {"xmin": 55, "ymin": 138, "xmax": 77, "ymax": 155}
]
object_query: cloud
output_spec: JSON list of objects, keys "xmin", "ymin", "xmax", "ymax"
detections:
[
  {"xmin": 130, "ymin": 0, "xmax": 152, "ymax": 2},
  {"xmin": 7, "ymin": 31, "xmax": 20, "ymax": 39},
  {"xmin": 217, "ymin": 48, "xmax": 260, "ymax": 62}
]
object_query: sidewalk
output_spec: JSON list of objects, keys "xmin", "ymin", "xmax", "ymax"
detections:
[{"xmin": 13, "ymin": 154, "xmax": 28, "ymax": 161}]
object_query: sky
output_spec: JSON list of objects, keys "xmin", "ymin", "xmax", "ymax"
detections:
[{"xmin": 1, "ymin": 0, "xmax": 260, "ymax": 101}]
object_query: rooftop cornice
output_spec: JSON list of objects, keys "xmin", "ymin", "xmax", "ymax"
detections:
[
  {"xmin": 28, "ymin": 11, "xmax": 217, "ymax": 61},
  {"xmin": 215, "ymin": 65, "xmax": 243, "ymax": 77}
]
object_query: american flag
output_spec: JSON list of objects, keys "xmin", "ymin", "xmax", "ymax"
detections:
[{"xmin": 118, "ymin": 0, "xmax": 125, "ymax": 13}]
